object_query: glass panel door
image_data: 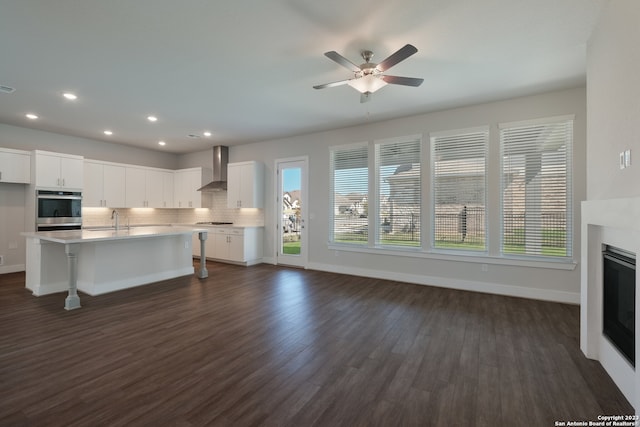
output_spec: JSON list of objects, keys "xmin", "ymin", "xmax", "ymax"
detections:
[{"xmin": 277, "ymin": 158, "xmax": 307, "ymax": 267}]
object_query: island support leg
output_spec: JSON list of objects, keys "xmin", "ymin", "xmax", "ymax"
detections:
[
  {"xmin": 64, "ymin": 243, "xmax": 81, "ymax": 310},
  {"xmin": 198, "ymin": 231, "xmax": 208, "ymax": 279}
]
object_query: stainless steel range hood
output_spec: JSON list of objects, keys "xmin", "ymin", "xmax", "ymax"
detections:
[{"xmin": 198, "ymin": 146, "xmax": 228, "ymax": 191}]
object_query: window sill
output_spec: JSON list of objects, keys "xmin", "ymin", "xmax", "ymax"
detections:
[{"xmin": 326, "ymin": 243, "xmax": 577, "ymax": 271}]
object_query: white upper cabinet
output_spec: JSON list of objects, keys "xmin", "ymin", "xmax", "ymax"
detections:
[
  {"xmin": 144, "ymin": 169, "xmax": 165, "ymax": 208},
  {"xmin": 125, "ymin": 166, "xmax": 174, "ymax": 208},
  {"xmin": 33, "ymin": 150, "xmax": 83, "ymax": 189},
  {"xmin": 174, "ymin": 167, "xmax": 211, "ymax": 208},
  {"xmin": 227, "ymin": 161, "xmax": 264, "ymax": 209},
  {"xmin": 0, "ymin": 148, "xmax": 30, "ymax": 184},
  {"xmin": 162, "ymin": 171, "xmax": 174, "ymax": 208},
  {"xmin": 125, "ymin": 167, "xmax": 146, "ymax": 208},
  {"xmin": 84, "ymin": 160, "xmax": 126, "ymax": 207}
]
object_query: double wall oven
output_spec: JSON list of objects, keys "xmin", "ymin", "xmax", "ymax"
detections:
[{"xmin": 36, "ymin": 190, "xmax": 82, "ymax": 231}]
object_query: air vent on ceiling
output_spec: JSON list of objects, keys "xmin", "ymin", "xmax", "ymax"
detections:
[{"xmin": 0, "ymin": 85, "xmax": 15, "ymax": 94}]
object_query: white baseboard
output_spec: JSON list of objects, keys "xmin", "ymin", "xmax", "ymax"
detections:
[
  {"xmin": 306, "ymin": 262, "xmax": 580, "ymax": 304},
  {"xmin": 0, "ymin": 264, "xmax": 25, "ymax": 275},
  {"xmin": 261, "ymin": 257, "xmax": 276, "ymax": 265}
]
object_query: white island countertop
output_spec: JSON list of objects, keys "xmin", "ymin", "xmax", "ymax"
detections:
[
  {"xmin": 22, "ymin": 226, "xmax": 209, "ymax": 310},
  {"xmin": 22, "ymin": 225, "xmax": 208, "ymax": 244},
  {"xmin": 175, "ymin": 223, "xmax": 264, "ymax": 229}
]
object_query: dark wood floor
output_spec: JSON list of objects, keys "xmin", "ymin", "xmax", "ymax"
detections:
[{"xmin": 0, "ymin": 262, "xmax": 633, "ymax": 426}]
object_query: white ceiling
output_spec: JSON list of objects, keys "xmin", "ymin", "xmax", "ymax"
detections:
[{"xmin": 0, "ymin": 0, "xmax": 605, "ymax": 154}]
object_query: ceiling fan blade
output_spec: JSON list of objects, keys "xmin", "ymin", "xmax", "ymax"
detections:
[
  {"xmin": 376, "ymin": 44, "xmax": 418, "ymax": 72},
  {"xmin": 313, "ymin": 79, "xmax": 351, "ymax": 90},
  {"xmin": 360, "ymin": 92, "xmax": 372, "ymax": 103},
  {"xmin": 324, "ymin": 51, "xmax": 361, "ymax": 73},
  {"xmin": 380, "ymin": 75, "xmax": 424, "ymax": 87}
]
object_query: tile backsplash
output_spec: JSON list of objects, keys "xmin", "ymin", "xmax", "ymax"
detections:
[{"xmin": 82, "ymin": 192, "xmax": 264, "ymax": 227}]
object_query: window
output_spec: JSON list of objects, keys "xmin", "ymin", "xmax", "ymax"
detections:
[
  {"xmin": 375, "ymin": 137, "xmax": 421, "ymax": 247},
  {"xmin": 500, "ymin": 117, "xmax": 573, "ymax": 258},
  {"xmin": 431, "ymin": 127, "xmax": 488, "ymax": 251},
  {"xmin": 330, "ymin": 143, "xmax": 368, "ymax": 244}
]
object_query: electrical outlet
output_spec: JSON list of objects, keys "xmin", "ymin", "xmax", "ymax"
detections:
[
  {"xmin": 8, "ymin": 241, "xmax": 17, "ymax": 249},
  {"xmin": 0, "ymin": 255, "xmax": 4, "ymax": 266},
  {"xmin": 481, "ymin": 264, "xmax": 488, "ymax": 272}
]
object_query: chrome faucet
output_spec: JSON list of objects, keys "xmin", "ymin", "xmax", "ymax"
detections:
[{"xmin": 111, "ymin": 209, "xmax": 120, "ymax": 230}]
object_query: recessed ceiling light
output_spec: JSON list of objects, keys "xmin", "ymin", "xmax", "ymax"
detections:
[
  {"xmin": 158, "ymin": 141, "xmax": 166, "ymax": 146},
  {"xmin": 63, "ymin": 92, "xmax": 77, "ymax": 100},
  {"xmin": 203, "ymin": 131, "xmax": 212, "ymax": 137},
  {"xmin": 147, "ymin": 115, "xmax": 158, "ymax": 122},
  {"xmin": 104, "ymin": 130, "xmax": 113, "ymax": 136},
  {"xmin": 25, "ymin": 113, "xmax": 38, "ymax": 120}
]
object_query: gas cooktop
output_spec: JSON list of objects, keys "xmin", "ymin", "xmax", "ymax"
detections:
[{"xmin": 196, "ymin": 221, "xmax": 234, "ymax": 225}]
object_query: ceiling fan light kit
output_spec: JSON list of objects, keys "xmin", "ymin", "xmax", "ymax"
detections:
[
  {"xmin": 314, "ymin": 44, "xmax": 424, "ymax": 103},
  {"xmin": 347, "ymin": 74, "xmax": 387, "ymax": 94}
]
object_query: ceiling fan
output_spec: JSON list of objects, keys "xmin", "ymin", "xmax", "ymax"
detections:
[{"xmin": 313, "ymin": 44, "xmax": 424, "ymax": 103}]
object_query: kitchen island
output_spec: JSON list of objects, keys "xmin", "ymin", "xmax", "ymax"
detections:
[{"xmin": 21, "ymin": 226, "xmax": 208, "ymax": 310}]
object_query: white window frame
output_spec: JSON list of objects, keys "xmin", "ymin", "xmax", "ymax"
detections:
[
  {"xmin": 430, "ymin": 126, "xmax": 489, "ymax": 254},
  {"xmin": 374, "ymin": 135, "xmax": 422, "ymax": 249},
  {"xmin": 329, "ymin": 142, "xmax": 369, "ymax": 246},
  {"xmin": 498, "ymin": 115, "xmax": 574, "ymax": 261}
]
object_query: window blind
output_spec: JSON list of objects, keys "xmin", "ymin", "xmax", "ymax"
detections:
[
  {"xmin": 375, "ymin": 137, "xmax": 421, "ymax": 247},
  {"xmin": 431, "ymin": 128, "xmax": 488, "ymax": 251},
  {"xmin": 330, "ymin": 143, "xmax": 369, "ymax": 244},
  {"xmin": 500, "ymin": 118, "xmax": 573, "ymax": 258}
]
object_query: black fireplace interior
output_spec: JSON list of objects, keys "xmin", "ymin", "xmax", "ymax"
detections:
[{"xmin": 603, "ymin": 245, "xmax": 636, "ymax": 367}]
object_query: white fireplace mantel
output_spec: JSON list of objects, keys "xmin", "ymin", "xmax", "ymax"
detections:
[{"xmin": 581, "ymin": 197, "xmax": 640, "ymax": 411}]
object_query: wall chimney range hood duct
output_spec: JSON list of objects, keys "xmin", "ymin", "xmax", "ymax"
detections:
[{"xmin": 198, "ymin": 146, "xmax": 229, "ymax": 191}]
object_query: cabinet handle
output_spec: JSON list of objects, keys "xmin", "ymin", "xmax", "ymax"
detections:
[
  {"xmin": 62, "ymin": 178, "xmax": 65, "ymax": 187},
  {"xmin": 0, "ymin": 171, "xmax": 2, "ymax": 180}
]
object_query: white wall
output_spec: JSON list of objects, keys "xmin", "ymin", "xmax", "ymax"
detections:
[
  {"xmin": 230, "ymin": 87, "xmax": 587, "ymax": 303},
  {"xmin": 587, "ymin": 0, "xmax": 640, "ymax": 200}
]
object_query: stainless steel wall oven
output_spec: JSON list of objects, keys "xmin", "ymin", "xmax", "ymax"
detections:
[{"xmin": 36, "ymin": 190, "xmax": 82, "ymax": 231}]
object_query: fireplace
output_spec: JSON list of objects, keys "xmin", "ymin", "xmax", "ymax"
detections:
[
  {"xmin": 603, "ymin": 245, "xmax": 636, "ymax": 367},
  {"xmin": 582, "ymin": 198, "xmax": 640, "ymax": 407}
]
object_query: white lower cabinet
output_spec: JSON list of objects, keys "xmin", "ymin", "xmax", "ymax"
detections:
[{"xmin": 192, "ymin": 227, "xmax": 263, "ymax": 266}]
